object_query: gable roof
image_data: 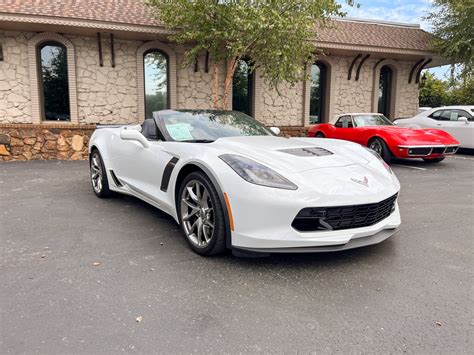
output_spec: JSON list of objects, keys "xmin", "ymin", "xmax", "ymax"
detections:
[{"xmin": 0, "ymin": 0, "xmax": 433, "ymax": 53}]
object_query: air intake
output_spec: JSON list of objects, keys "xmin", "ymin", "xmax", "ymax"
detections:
[{"xmin": 279, "ymin": 147, "xmax": 333, "ymax": 157}]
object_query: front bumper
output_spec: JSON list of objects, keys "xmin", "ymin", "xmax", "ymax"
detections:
[
  {"xmin": 396, "ymin": 145, "xmax": 459, "ymax": 158},
  {"xmin": 231, "ymin": 203, "xmax": 401, "ymax": 250},
  {"xmin": 234, "ymin": 227, "xmax": 399, "ymax": 253}
]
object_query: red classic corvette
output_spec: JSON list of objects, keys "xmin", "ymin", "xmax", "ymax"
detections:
[{"xmin": 307, "ymin": 113, "xmax": 460, "ymax": 163}]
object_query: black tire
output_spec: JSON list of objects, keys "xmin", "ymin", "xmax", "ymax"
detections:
[
  {"xmin": 315, "ymin": 132, "xmax": 325, "ymax": 138},
  {"xmin": 89, "ymin": 149, "xmax": 112, "ymax": 198},
  {"xmin": 177, "ymin": 171, "xmax": 227, "ymax": 256},
  {"xmin": 422, "ymin": 157, "xmax": 445, "ymax": 163},
  {"xmin": 368, "ymin": 137, "xmax": 392, "ymax": 163}
]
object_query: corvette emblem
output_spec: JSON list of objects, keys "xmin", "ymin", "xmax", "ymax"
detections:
[{"xmin": 351, "ymin": 176, "xmax": 369, "ymax": 187}]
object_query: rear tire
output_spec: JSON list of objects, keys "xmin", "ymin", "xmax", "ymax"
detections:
[
  {"xmin": 368, "ymin": 137, "xmax": 392, "ymax": 163},
  {"xmin": 422, "ymin": 157, "xmax": 445, "ymax": 163},
  {"xmin": 315, "ymin": 132, "xmax": 325, "ymax": 138},
  {"xmin": 177, "ymin": 171, "xmax": 227, "ymax": 256},
  {"xmin": 90, "ymin": 149, "xmax": 112, "ymax": 198}
]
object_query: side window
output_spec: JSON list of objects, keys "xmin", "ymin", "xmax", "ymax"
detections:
[
  {"xmin": 335, "ymin": 116, "xmax": 352, "ymax": 128},
  {"xmin": 455, "ymin": 110, "xmax": 473, "ymax": 121},
  {"xmin": 429, "ymin": 110, "xmax": 442, "ymax": 120}
]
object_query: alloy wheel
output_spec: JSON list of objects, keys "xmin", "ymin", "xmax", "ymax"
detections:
[
  {"xmin": 90, "ymin": 153, "xmax": 103, "ymax": 193},
  {"xmin": 180, "ymin": 180, "xmax": 215, "ymax": 248},
  {"xmin": 369, "ymin": 140, "xmax": 383, "ymax": 155}
]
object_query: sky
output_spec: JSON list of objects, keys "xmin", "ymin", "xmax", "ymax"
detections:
[{"xmin": 339, "ymin": 0, "xmax": 451, "ymax": 79}]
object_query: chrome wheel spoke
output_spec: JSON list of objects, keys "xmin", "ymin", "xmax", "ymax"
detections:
[{"xmin": 181, "ymin": 180, "xmax": 215, "ymax": 248}]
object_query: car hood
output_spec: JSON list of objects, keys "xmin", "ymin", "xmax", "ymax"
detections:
[
  {"xmin": 380, "ymin": 126, "xmax": 456, "ymax": 144},
  {"xmin": 212, "ymin": 136, "xmax": 372, "ymax": 173}
]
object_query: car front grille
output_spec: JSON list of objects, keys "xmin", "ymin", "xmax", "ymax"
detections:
[
  {"xmin": 407, "ymin": 147, "xmax": 432, "ymax": 156},
  {"xmin": 431, "ymin": 147, "xmax": 445, "ymax": 154},
  {"xmin": 292, "ymin": 193, "xmax": 398, "ymax": 232},
  {"xmin": 445, "ymin": 146, "xmax": 458, "ymax": 154}
]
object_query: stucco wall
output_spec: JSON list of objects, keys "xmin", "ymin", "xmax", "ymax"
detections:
[{"xmin": 0, "ymin": 30, "xmax": 420, "ymax": 128}]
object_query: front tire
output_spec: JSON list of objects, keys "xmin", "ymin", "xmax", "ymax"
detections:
[
  {"xmin": 178, "ymin": 171, "xmax": 227, "ymax": 256},
  {"xmin": 90, "ymin": 149, "xmax": 112, "ymax": 198},
  {"xmin": 422, "ymin": 157, "xmax": 445, "ymax": 163},
  {"xmin": 368, "ymin": 137, "xmax": 392, "ymax": 163}
]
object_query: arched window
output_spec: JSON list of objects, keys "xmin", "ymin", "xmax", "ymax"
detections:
[
  {"xmin": 143, "ymin": 50, "xmax": 169, "ymax": 119},
  {"xmin": 38, "ymin": 42, "xmax": 70, "ymax": 121},
  {"xmin": 378, "ymin": 65, "xmax": 393, "ymax": 117},
  {"xmin": 232, "ymin": 59, "xmax": 254, "ymax": 115},
  {"xmin": 309, "ymin": 61, "xmax": 328, "ymax": 124}
]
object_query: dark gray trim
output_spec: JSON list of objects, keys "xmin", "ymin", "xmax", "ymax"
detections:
[
  {"xmin": 348, "ymin": 53, "xmax": 362, "ymax": 80},
  {"xmin": 109, "ymin": 170, "xmax": 123, "ymax": 187},
  {"xmin": 233, "ymin": 228, "xmax": 399, "ymax": 254},
  {"xmin": 97, "ymin": 32, "xmax": 103, "ymax": 67},
  {"xmin": 415, "ymin": 58, "xmax": 432, "ymax": 84},
  {"xmin": 355, "ymin": 54, "xmax": 370, "ymax": 81},
  {"xmin": 160, "ymin": 157, "xmax": 179, "ymax": 192},
  {"xmin": 408, "ymin": 58, "xmax": 425, "ymax": 83}
]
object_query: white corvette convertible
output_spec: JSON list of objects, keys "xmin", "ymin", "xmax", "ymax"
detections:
[{"xmin": 89, "ymin": 110, "xmax": 401, "ymax": 256}]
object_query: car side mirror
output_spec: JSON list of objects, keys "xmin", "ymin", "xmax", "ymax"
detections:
[
  {"xmin": 269, "ymin": 127, "xmax": 281, "ymax": 136},
  {"xmin": 458, "ymin": 116, "xmax": 469, "ymax": 124},
  {"xmin": 120, "ymin": 128, "xmax": 150, "ymax": 148}
]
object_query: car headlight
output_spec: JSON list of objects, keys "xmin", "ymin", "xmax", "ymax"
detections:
[
  {"xmin": 219, "ymin": 154, "xmax": 298, "ymax": 190},
  {"xmin": 364, "ymin": 147, "xmax": 393, "ymax": 174}
]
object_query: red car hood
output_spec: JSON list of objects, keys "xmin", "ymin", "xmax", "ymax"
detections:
[{"xmin": 380, "ymin": 126, "xmax": 458, "ymax": 145}]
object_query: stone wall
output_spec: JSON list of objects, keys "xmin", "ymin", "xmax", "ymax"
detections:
[
  {"xmin": 0, "ymin": 124, "xmax": 94, "ymax": 161},
  {"xmin": 71, "ymin": 35, "xmax": 140, "ymax": 124},
  {"xmin": 0, "ymin": 29, "xmax": 421, "ymax": 130},
  {"xmin": 0, "ymin": 31, "xmax": 32, "ymax": 123},
  {"xmin": 258, "ymin": 78, "xmax": 304, "ymax": 126}
]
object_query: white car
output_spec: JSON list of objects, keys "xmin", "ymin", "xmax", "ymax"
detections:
[
  {"xmin": 89, "ymin": 110, "xmax": 401, "ymax": 256},
  {"xmin": 395, "ymin": 106, "xmax": 474, "ymax": 149}
]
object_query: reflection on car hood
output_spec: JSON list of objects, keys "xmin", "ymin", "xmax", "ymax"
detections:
[
  {"xmin": 213, "ymin": 136, "xmax": 372, "ymax": 173},
  {"xmin": 380, "ymin": 126, "xmax": 458, "ymax": 144}
]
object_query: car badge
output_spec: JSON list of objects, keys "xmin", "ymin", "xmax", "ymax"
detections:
[{"xmin": 351, "ymin": 176, "xmax": 369, "ymax": 187}]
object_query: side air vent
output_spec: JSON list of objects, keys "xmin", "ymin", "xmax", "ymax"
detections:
[
  {"xmin": 110, "ymin": 170, "xmax": 123, "ymax": 187},
  {"xmin": 279, "ymin": 147, "xmax": 333, "ymax": 157}
]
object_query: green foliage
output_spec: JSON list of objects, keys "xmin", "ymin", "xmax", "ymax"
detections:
[
  {"xmin": 426, "ymin": 0, "xmax": 474, "ymax": 79},
  {"xmin": 419, "ymin": 71, "xmax": 474, "ymax": 106},
  {"xmin": 147, "ymin": 0, "xmax": 353, "ymax": 107},
  {"xmin": 419, "ymin": 72, "xmax": 450, "ymax": 107}
]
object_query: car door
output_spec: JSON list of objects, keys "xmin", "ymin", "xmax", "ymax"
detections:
[
  {"xmin": 113, "ymin": 127, "xmax": 171, "ymax": 206},
  {"xmin": 332, "ymin": 115, "xmax": 358, "ymax": 142},
  {"xmin": 427, "ymin": 109, "xmax": 473, "ymax": 147}
]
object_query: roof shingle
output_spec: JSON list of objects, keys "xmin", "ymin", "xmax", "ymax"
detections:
[{"xmin": 0, "ymin": 0, "xmax": 433, "ymax": 52}]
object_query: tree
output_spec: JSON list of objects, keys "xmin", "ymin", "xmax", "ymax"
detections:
[
  {"xmin": 426, "ymin": 0, "xmax": 474, "ymax": 79},
  {"xmin": 147, "ymin": 0, "xmax": 353, "ymax": 109},
  {"xmin": 419, "ymin": 71, "xmax": 474, "ymax": 106},
  {"xmin": 419, "ymin": 72, "xmax": 449, "ymax": 107}
]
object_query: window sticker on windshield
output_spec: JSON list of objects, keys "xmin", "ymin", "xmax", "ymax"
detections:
[{"xmin": 166, "ymin": 123, "xmax": 194, "ymax": 141}]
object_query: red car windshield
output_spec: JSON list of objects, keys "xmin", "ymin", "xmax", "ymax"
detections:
[{"xmin": 353, "ymin": 115, "xmax": 393, "ymax": 127}]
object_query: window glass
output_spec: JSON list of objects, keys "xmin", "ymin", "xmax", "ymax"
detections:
[
  {"xmin": 158, "ymin": 110, "xmax": 271, "ymax": 142},
  {"xmin": 378, "ymin": 66, "xmax": 392, "ymax": 117},
  {"xmin": 310, "ymin": 62, "xmax": 327, "ymax": 124},
  {"xmin": 39, "ymin": 43, "xmax": 70, "ymax": 121},
  {"xmin": 335, "ymin": 116, "xmax": 352, "ymax": 128},
  {"xmin": 144, "ymin": 50, "xmax": 168, "ymax": 119},
  {"xmin": 353, "ymin": 114, "xmax": 393, "ymax": 127},
  {"xmin": 430, "ymin": 110, "xmax": 442, "ymax": 119},
  {"xmin": 232, "ymin": 60, "xmax": 253, "ymax": 116}
]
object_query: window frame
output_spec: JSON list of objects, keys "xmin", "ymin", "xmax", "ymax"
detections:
[
  {"xmin": 309, "ymin": 61, "xmax": 328, "ymax": 124},
  {"xmin": 143, "ymin": 48, "xmax": 170, "ymax": 119},
  {"xmin": 36, "ymin": 41, "xmax": 71, "ymax": 122},
  {"xmin": 232, "ymin": 58, "xmax": 255, "ymax": 116}
]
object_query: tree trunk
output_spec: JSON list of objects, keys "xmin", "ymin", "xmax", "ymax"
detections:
[
  {"xmin": 213, "ymin": 62, "xmax": 220, "ymax": 109},
  {"xmin": 222, "ymin": 58, "xmax": 239, "ymax": 110}
]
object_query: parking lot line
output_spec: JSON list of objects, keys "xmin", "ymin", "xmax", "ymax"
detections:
[{"xmin": 391, "ymin": 164, "xmax": 427, "ymax": 171}]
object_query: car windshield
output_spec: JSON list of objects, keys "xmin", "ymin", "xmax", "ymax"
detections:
[
  {"xmin": 353, "ymin": 114, "xmax": 393, "ymax": 127},
  {"xmin": 156, "ymin": 110, "xmax": 272, "ymax": 142}
]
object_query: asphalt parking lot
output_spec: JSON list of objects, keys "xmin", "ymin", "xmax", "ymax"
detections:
[{"xmin": 1, "ymin": 155, "xmax": 473, "ymax": 353}]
